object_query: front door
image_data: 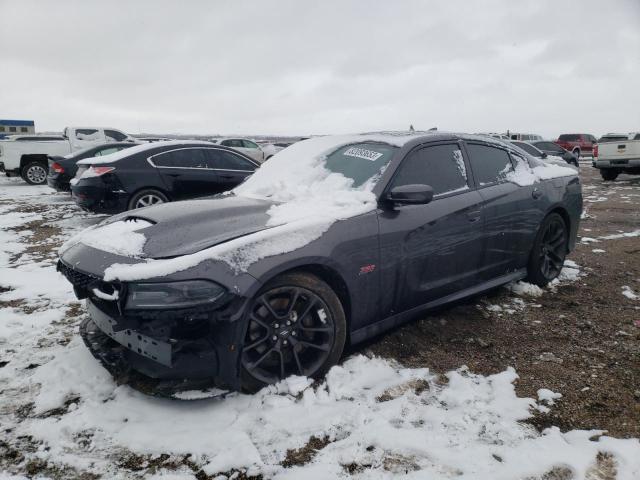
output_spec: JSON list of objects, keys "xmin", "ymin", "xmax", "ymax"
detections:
[
  {"xmin": 377, "ymin": 142, "xmax": 485, "ymax": 317},
  {"xmin": 150, "ymin": 147, "xmax": 220, "ymax": 199}
]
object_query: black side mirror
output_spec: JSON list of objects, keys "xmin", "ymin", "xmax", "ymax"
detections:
[
  {"xmin": 541, "ymin": 152, "xmax": 548, "ymax": 159},
  {"xmin": 385, "ymin": 184, "xmax": 434, "ymax": 205}
]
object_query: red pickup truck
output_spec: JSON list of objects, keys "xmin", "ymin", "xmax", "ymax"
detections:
[{"xmin": 554, "ymin": 134, "xmax": 597, "ymax": 158}]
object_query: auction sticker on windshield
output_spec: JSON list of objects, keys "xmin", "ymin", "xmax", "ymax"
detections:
[{"xmin": 343, "ymin": 147, "xmax": 384, "ymax": 162}]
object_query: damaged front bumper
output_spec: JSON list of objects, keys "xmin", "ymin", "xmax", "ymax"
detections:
[{"xmin": 58, "ymin": 260, "xmax": 250, "ymax": 393}]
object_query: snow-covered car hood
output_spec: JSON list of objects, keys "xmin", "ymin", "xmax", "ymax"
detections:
[{"xmin": 115, "ymin": 195, "xmax": 274, "ymax": 258}]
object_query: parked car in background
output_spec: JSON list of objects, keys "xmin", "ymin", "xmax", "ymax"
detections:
[
  {"xmin": 58, "ymin": 132, "xmax": 581, "ymax": 393},
  {"xmin": 530, "ymin": 140, "xmax": 579, "ymax": 166},
  {"xmin": 509, "ymin": 141, "xmax": 576, "ymax": 167},
  {"xmin": 71, "ymin": 140, "xmax": 259, "ymax": 213},
  {"xmin": 508, "ymin": 133, "xmax": 543, "ymax": 141},
  {"xmin": 593, "ymin": 132, "xmax": 640, "ymax": 181},
  {"xmin": 0, "ymin": 127, "xmax": 134, "ymax": 184},
  {"xmin": 212, "ymin": 138, "xmax": 272, "ymax": 163},
  {"xmin": 47, "ymin": 142, "xmax": 138, "ymax": 192},
  {"xmin": 555, "ymin": 133, "xmax": 597, "ymax": 159}
]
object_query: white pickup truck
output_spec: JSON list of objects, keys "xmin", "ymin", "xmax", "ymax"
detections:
[
  {"xmin": 593, "ymin": 132, "xmax": 640, "ymax": 181},
  {"xmin": 0, "ymin": 127, "xmax": 134, "ymax": 184}
]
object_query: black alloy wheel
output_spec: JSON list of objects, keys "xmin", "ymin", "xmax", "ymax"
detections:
[
  {"xmin": 527, "ymin": 213, "xmax": 568, "ymax": 287},
  {"xmin": 240, "ymin": 273, "xmax": 346, "ymax": 391}
]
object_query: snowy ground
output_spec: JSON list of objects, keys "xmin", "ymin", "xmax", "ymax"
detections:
[{"xmin": 1, "ymin": 175, "xmax": 639, "ymax": 479}]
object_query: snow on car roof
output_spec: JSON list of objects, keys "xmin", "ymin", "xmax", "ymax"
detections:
[{"xmin": 76, "ymin": 140, "xmax": 215, "ymax": 165}]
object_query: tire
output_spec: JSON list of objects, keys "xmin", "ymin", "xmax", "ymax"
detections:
[
  {"xmin": 526, "ymin": 213, "xmax": 568, "ymax": 287},
  {"xmin": 600, "ymin": 169, "xmax": 618, "ymax": 181},
  {"xmin": 21, "ymin": 161, "xmax": 48, "ymax": 185},
  {"xmin": 127, "ymin": 189, "xmax": 168, "ymax": 210},
  {"xmin": 240, "ymin": 272, "xmax": 347, "ymax": 392}
]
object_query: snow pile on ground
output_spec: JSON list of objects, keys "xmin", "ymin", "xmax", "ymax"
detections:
[
  {"xmin": 18, "ymin": 352, "xmax": 640, "ymax": 479},
  {"xmin": 621, "ymin": 286, "xmax": 638, "ymax": 300},
  {"xmin": 538, "ymin": 388, "xmax": 563, "ymax": 405},
  {"xmin": 505, "ymin": 156, "xmax": 577, "ymax": 186},
  {"xmin": 61, "ymin": 218, "xmax": 152, "ymax": 257},
  {"xmin": 508, "ymin": 261, "xmax": 583, "ymax": 297},
  {"xmin": 105, "ymin": 133, "xmax": 421, "ymax": 280}
]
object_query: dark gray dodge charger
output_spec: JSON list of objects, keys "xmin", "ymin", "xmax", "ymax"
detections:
[{"xmin": 58, "ymin": 132, "xmax": 582, "ymax": 394}]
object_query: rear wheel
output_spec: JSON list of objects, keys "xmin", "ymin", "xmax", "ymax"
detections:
[
  {"xmin": 128, "ymin": 189, "xmax": 168, "ymax": 210},
  {"xmin": 600, "ymin": 169, "xmax": 618, "ymax": 181},
  {"xmin": 527, "ymin": 213, "xmax": 568, "ymax": 287},
  {"xmin": 240, "ymin": 272, "xmax": 346, "ymax": 392},
  {"xmin": 22, "ymin": 161, "xmax": 48, "ymax": 185}
]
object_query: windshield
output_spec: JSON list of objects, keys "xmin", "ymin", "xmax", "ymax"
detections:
[
  {"xmin": 64, "ymin": 144, "xmax": 97, "ymax": 159},
  {"xmin": 323, "ymin": 142, "xmax": 397, "ymax": 188}
]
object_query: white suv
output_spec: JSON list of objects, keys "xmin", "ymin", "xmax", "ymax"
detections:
[{"xmin": 212, "ymin": 138, "xmax": 271, "ymax": 163}]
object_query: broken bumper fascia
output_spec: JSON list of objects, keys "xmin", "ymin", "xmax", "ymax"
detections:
[{"xmin": 80, "ymin": 295, "xmax": 249, "ymax": 393}]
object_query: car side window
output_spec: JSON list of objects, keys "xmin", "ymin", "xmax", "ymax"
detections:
[
  {"xmin": 153, "ymin": 148, "xmax": 208, "ymax": 168},
  {"xmin": 242, "ymin": 140, "xmax": 259, "ymax": 149},
  {"xmin": 466, "ymin": 143, "xmax": 513, "ymax": 186},
  {"xmin": 75, "ymin": 129, "xmax": 100, "ymax": 140},
  {"xmin": 206, "ymin": 149, "xmax": 256, "ymax": 171},
  {"xmin": 390, "ymin": 144, "xmax": 468, "ymax": 197},
  {"xmin": 104, "ymin": 129, "xmax": 128, "ymax": 142},
  {"xmin": 222, "ymin": 139, "xmax": 243, "ymax": 148}
]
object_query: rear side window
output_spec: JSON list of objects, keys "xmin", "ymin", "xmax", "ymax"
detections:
[
  {"xmin": 75, "ymin": 129, "xmax": 100, "ymax": 140},
  {"xmin": 153, "ymin": 148, "xmax": 208, "ymax": 168},
  {"xmin": 391, "ymin": 144, "xmax": 468, "ymax": 197},
  {"xmin": 221, "ymin": 139, "xmax": 244, "ymax": 148},
  {"xmin": 105, "ymin": 129, "xmax": 128, "ymax": 142},
  {"xmin": 242, "ymin": 140, "xmax": 259, "ymax": 149},
  {"xmin": 559, "ymin": 134, "xmax": 580, "ymax": 141},
  {"xmin": 466, "ymin": 144, "xmax": 513, "ymax": 186},
  {"xmin": 206, "ymin": 149, "xmax": 256, "ymax": 171}
]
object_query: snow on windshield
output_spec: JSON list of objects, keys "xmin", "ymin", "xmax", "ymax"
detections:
[{"xmin": 104, "ymin": 133, "xmax": 425, "ymax": 280}]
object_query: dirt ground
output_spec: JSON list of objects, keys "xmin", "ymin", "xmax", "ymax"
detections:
[{"xmin": 366, "ymin": 165, "xmax": 640, "ymax": 438}]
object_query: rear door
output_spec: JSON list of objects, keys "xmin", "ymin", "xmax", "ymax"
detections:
[
  {"xmin": 149, "ymin": 147, "xmax": 220, "ymax": 199},
  {"xmin": 204, "ymin": 148, "xmax": 257, "ymax": 192},
  {"xmin": 463, "ymin": 142, "xmax": 544, "ymax": 279},
  {"xmin": 377, "ymin": 142, "xmax": 485, "ymax": 316}
]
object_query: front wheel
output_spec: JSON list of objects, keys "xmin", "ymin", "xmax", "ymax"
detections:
[
  {"xmin": 600, "ymin": 169, "xmax": 618, "ymax": 181},
  {"xmin": 240, "ymin": 272, "xmax": 346, "ymax": 392},
  {"xmin": 22, "ymin": 162, "xmax": 48, "ymax": 185},
  {"xmin": 527, "ymin": 213, "xmax": 568, "ymax": 287},
  {"xmin": 127, "ymin": 189, "xmax": 168, "ymax": 210}
]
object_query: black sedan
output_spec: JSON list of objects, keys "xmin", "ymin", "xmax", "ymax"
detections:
[
  {"xmin": 58, "ymin": 133, "xmax": 582, "ymax": 394},
  {"xmin": 47, "ymin": 142, "xmax": 138, "ymax": 192},
  {"xmin": 532, "ymin": 140, "xmax": 580, "ymax": 166},
  {"xmin": 70, "ymin": 141, "xmax": 259, "ymax": 213}
]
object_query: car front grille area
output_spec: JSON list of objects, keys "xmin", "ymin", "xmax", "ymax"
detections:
[
  {"xmin": 57, "ymin": 260, "xmax": 121, "ymax": 304},
  {"xmin": 58, "ymin": 260, "xmax": 100, "ymax": 289}
]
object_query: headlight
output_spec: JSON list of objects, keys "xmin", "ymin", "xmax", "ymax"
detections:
[{"xmin": 125, "ymin": 280, "xmax": 226, "ymax": 310}]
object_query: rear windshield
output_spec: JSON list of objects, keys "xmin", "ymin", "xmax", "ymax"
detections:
[
  {"xmin": 324, "ymin": 142, "xmax": 398, "ymax": 188},
  {"xmin": 598, "ymin": 135, "xmax": 628, "ymax": 143}
]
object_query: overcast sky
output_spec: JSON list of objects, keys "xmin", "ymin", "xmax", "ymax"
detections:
[{"xmin": 1, "ymin": 0, "xmax": 639, "ymax": 138}]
